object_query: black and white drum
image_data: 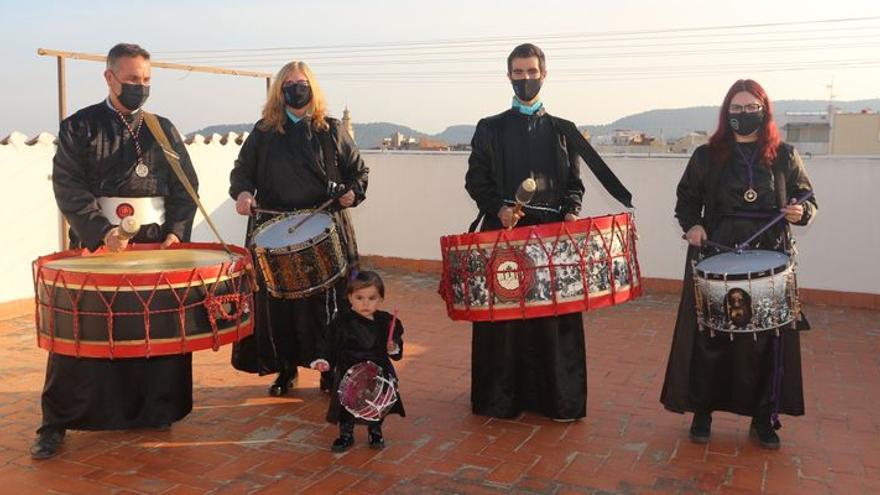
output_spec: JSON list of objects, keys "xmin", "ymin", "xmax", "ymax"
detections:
[{"xmin": 692, "ymin": 249, "xmax": 800, "ymax": 337}]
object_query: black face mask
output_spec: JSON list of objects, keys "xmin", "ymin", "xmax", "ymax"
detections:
[
  {"xmin": 512, "ymin": 78, "xmax": 543, "ymax": 102},
  {"xmin": 283, "ymin": 82, "xmax": 312, "ymax": 109},
  {"xmin": 729, "ymin": 111, "xmax": 764, "ymax": 136},
  {"xmin": 117, "ymin": 83, "xmax": 150, "ymax": 111}
]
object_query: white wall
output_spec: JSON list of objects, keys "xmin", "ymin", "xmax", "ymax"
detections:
[
  {"xmin": 1, "ymin": 138, "xmax": 877, "ymax": 302},
  {"xmin": 351, "ymin": 150, "xmax": 880, "ymax": 295}
]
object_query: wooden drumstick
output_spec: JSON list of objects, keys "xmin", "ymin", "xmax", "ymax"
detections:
[
  {"xmin": 508, "ymin": 177, "xmax": 536, "ymax": 230},
  {"xmin": 117, "ymin": 216, "xmax": 141, "ymax": 241}
]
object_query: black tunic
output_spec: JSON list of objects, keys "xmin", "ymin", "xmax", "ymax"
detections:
[
  {"xmin": 228, "ymin": 117, "xmax": 368, "ymax": 375},
  {"xmin": 660, "ymin": 142, "xmax": 817, "ymax": 418},
  {"xmin": 44, "ymin": 101, "xmax": 198, "ymax": 431},
  {"xmin": 465, "ymin": 107, "xmax": 588, "ymax": 419},
  {"xmin": 316, "ymin": 310, "xmax": 405, "ymax": 424}
]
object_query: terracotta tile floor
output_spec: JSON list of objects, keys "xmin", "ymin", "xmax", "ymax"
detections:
[{"xmin": 0, "ymin": 269, "xmax": 878, "ymax": 494}]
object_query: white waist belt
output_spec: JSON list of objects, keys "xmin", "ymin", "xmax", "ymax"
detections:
[{"xmin": 97, "ymin": 196, "xmax": 165, "ymax": 226}]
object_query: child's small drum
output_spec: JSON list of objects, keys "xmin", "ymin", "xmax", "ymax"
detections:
[
  {"xmin": 338, "ymin": 361, "xmax": 399, "ymax": 422},
  {"xmin": 251, "ymin": 210, "xmax": 348, "ymax": 299},
  {"xmin": 692, "ymin": 249, "xmax": 801, "ymax": 337}
]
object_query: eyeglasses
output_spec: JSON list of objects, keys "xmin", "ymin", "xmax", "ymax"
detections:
[
  {"xmin": 282, "ymin": 80, "xmax": 310, "ymax": 87},
  {"xmin": 729, "ymin": 103, "xmax": 763, "ymax": 113}
]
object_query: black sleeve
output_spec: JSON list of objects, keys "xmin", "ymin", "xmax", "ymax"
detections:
[
  {"xmin": 336, "ymin": 125, "xmax": 369, "ymax": 207},
  {"xmin": 786, "ymin": 147, "xmax": 817, "ymax": 226},
  {"xmin": 674, "ymin": 148, "xmax": 706, "ymax": 233},
  {"xmin": 52, "ymin": 117, "xmax": 112, "ymax": 251},
  {"xmin": 229, "ymin": 126, "xmax": 261, "ymax": 200},
  {"xmin": 561, "ymin": 132, "xmax": 586, "ymax": 216},
  {"xmin": 465, "ymin": 119, "xmax": 504, "ymax": 216},
  {"xmin": 389, "ymin": 318, "xmax": 404, "ymax": 361},
  {"xmin": 161, "ymin": 120, "xmax": 199, "ymax": 241}
]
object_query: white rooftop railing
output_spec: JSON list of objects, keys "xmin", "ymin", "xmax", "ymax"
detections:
[{"xmin": 1, "ymin": 134, "xmax": 877, "ymax": 302}]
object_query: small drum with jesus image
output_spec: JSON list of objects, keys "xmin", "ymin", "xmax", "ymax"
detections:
[{"xmin": 692, "ymin": 249, "xmax": 801, "ymax": 338}]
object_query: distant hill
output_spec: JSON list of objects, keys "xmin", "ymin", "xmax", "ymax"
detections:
[
  {"xmin": 189, "ymin": 98, "xmax": 880, "ymax": 148},
  {"xmin": 578, "ymin": 99, "xmax": 880, "ymax": 139}
]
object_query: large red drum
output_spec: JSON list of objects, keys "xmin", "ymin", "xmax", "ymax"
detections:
[
  {"xmin": 439, "ymin": 213, "xmax": 642, "ymax": 322},
  {"xmin": 33, "ymin": 242, "xmax": 256, "ymax": 358}
]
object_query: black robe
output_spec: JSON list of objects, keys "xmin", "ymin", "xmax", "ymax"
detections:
[
  {"xmin": 44, "ymin": 101, "xmax": 198, "ymax": 431},
  {"xmin": 660, "ymin": 142, "xmax": 817, "ymax": 418},
  {"xmin": 316, "ymin": 310, "xmax": 405, "ymax": 424},
  {"xmin": 464, "ymin": 107, "xmax": 588, "ymax": 419},
  {"xmin": 228, "ymin": 117, "xmax": 368, "ymax": 375}
]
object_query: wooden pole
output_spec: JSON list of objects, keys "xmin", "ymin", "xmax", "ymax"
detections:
[
  {"xmin": 56, "ymin": 55, "xmax": 69, "ymax": 250},
  {"xmin": 38, "ymin": 48, "xmax": 272, "ymax": 79}
]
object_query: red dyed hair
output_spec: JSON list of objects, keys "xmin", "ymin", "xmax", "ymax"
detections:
[{"xmin": 708, "ymin": 79, "xmax": 781, "ymax": 167}]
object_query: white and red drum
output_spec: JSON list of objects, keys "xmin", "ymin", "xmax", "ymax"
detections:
[
  {"xmin": 439, "ymin": 213, "xmax": 642, "ymax": 321},
  {"xmin": 33, "ymin": 243, "xmax": 256, "ymax": 358},
  {"xmin": 692, "ymin": 249, "xmax": 800, "ymax": 336}
]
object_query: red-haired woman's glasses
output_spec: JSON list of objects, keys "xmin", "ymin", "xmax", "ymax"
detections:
[{"xmin": 729, "ymin": 103, "xmax": 763, "ymax": 113}]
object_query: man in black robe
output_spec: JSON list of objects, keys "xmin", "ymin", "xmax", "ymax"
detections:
[
  {"xmin": 31, "ymin": 43, "xmax": 198, "ymax": 459},
  {"xmin": 464, "ymin": 43, "xmax": 588, "ymax": 420}
]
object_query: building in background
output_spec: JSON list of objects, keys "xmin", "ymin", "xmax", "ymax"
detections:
[
  {"xmin": 342, "ymin": 107, "xmax": 355, "ymax": 141},
  {"xmin": 831, "ymin": 110, "xmax": 880, "ymax": 155},
  {"xmin": 669, "ymin": 131, "xmax": 709, "ymax": 154},
  {"xmin": 784, "ymin": 112, "xmax": 831, "ymax": 155}
]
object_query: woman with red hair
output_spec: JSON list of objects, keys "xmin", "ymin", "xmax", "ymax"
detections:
[{"xmin": 660, "ymin": 79, "xmax": 817, "ymax": 449}]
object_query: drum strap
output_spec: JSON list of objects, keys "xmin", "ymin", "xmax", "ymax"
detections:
[{"xmin": 142, "ymin": 112, "xmax": 234, "ymax": 257}]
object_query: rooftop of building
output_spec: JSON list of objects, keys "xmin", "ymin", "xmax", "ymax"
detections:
[{"xmin": 0, "ymin": 268, "xmax": 878, "ymax": 494}]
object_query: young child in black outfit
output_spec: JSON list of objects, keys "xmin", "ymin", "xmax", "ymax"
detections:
[{"xmin": 311, "ymin": 271, "xmax": 405, "ymax": 452}]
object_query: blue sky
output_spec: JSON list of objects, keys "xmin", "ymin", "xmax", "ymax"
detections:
[{"xmin": 1, "ymin": 0, "xmax": 879, "ymax": 137}]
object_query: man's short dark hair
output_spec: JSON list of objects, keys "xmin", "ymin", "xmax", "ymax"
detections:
[
  {"xmin": 107, "ymin": 43, "xmax": 151, "ymax": 69},
  {"xmin": 507, "ymin": 43, "xmax": 546, "ymax": 74}
]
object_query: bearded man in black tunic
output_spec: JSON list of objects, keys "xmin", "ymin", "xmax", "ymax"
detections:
[
  {"xmin": 31, "ymin": 43, "xmax": 198, "ymax": 459},
  {"xmin": 465, "ymin": 44, "xmax": 588, "ymax": 420}
]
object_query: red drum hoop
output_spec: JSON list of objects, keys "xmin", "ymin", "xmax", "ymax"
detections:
[
  {"xmin": 32, "ymin": 242, "xmax": 256, "ymax": 358},
  {"xmin": 439, "ymin": 212, "xmax": 642, "ymax": 322}
]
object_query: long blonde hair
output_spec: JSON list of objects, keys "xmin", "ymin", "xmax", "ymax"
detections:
[{"xmin": 259, "ymin": 61, "xmax": 329, "ymax": 134}]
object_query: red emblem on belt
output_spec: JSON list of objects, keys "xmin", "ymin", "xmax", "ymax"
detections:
[{"xmin": 115, "ymin": 203, "xmax": 135, "ymax": 220}]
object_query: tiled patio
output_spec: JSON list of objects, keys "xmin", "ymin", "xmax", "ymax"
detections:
[{"xmin": 0, "ymin": 269, "xmax": 877, "ymax": 494}]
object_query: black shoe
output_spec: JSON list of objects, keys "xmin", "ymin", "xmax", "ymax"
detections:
[
  {"xmin": 154, "ymin": 422, "xmax": 172, "ymax": 431},
  {"xmin": 332, "ymin": 422, "xmax": 355, "ymax": 452},
  {"xmin": 750, "ymin": 417, "xmax": 781, "ymax": 450},
  {"xmin": 689, "ymin": 412, "xmax": 712, "ymax": 444},
  {"xmin": 30, "ymin": 428, "xmax": 65, "ymax": 460},
  {"xmin": 367, "ymin": 426, "xmax": 385, "ymax": 450},
  {"xmin": 319, "ymin": 371, "xmax": 333, "ymax": 393},
  {"xmin": 331, "ymin": 434, "xmax": 354, "ymax": 452},
  {"xmin": 268, "ymin": 368, "xmax": 296, "ymax": 397}
]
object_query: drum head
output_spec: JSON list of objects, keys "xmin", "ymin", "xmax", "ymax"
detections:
[
  {"xmin": 254, "ymin": 212, "xmax": 333, "ymax": 249},
  {"xmin": 695, "ymin": 250, "xmax": 790, "ymax": 280},
  {"xmin": 43, "ymin": 249, "xmax": 239, "ymax": 274}
]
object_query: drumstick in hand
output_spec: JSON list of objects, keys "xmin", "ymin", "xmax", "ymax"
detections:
[
  {"xmin": 509, "ymin": 177, "xmax": 537, "ymax": 230},
  {"xmin": 118, "ymin": 216, "xmax": 141, "ymax": 241},
  {"xmin": 386, "ymin": 309, "xmax": 399, "ymax": 354}
]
